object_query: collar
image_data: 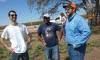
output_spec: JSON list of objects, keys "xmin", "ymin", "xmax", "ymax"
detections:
[
  {"xmin": 68, "ymin": 13, "xmax": 76, "ymax": 22},
  {"xmin": 10, "ymin": 22, "xmax": 18, "ymax": 26},
  {"xmin": 45, "ymin": 22, "xmax": 51, "ymax": 26}
]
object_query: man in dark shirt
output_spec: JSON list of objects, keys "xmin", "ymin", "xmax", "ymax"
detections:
[{"xmin": 37, "ymin": 13, "xmax": 62, "ymax": 60}]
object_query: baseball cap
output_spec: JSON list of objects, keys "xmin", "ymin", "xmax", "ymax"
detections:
[
  {"xmin": 43, "ymin": 13, "xmax": 50, "ymax": 17},
  {"xmin": 63, "ymin": 2, "xmax": 77, "ymax": 9}
]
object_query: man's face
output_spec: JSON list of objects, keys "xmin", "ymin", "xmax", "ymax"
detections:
[
  {"xmin": 8, "ymin": 12, "xmax": 17, "ymax": 22},
  {"xmin": 43, "ymin": 16, "xmax": 50, "ymax": 24},
  {"xmin": 65, "ymin": 7, "xmax": 74, "ymax": 17}
]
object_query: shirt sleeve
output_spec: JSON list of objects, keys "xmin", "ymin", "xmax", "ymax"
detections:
[
  {"xmin": 1, "ymin": 29, "xmax": 9, "ymax": 39},
  {"xmin": 24, "ymin": 25, "xmax": 30, "ymax": 35},
  {"xmin": 37, "ymin": 25, "xmax": 42, "ymax": 35},
  {"xmin": 75, "ymin": 18, "xmax": 91, "ymax": 48}
]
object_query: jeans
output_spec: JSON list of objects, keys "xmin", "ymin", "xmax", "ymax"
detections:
[
  {"xmin": 44, "ymin": 45, "xmax": 60, "ymax": 60},
  {"xmin": 67, "ymin": 44, "xmax": 86, "ymax": 60},
  {"xmin": 11, "ymin": 51, "xmax": 29, "ymax": 60},
  {"xmin": 89, "ymin": 19, "xmax": 93, "ymax": 26}
]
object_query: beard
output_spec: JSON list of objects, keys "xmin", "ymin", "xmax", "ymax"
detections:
[
  {"xmin": 66, "ymin": 11, "xmax": 73, "ymax": 18},
  {"xmin": 68, "ymin": 12, "xmax": 73, "ymax": 18}
]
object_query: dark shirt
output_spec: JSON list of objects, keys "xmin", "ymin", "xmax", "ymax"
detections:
[{"xmin": 38, "ymin": 22, "xmax": 61, "ymax": 47}]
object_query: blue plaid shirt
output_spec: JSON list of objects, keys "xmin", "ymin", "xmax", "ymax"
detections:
[{"xmin": 65, "ymin": 13, "xmax": 91, "ymax": 48}]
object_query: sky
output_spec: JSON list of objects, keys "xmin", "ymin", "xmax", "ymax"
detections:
[{"xmin": 0, "ymin": 0, "xmax": 86, "ymax": 26}]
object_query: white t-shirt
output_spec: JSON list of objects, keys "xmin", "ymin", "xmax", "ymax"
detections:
[{"xmin": 1, "ymin": 23, "xmax": 29, "ymax": 53}]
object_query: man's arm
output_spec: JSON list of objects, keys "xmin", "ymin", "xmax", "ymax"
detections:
[
  {"xmin": 38, "ymin": 35, "xmax": 46, "ymax": 46},
  {"xmin": 37, "ymin": 25, "xmax": 46, "ymax": 46},
  {"xmin": 0, "ymin": 38, "xmax": 14, "ymax": 53},
  {"xmin": 73, "ymin": 17, "xmax": 91, "ymax": 48},
  {"xmin": 23, "ymin": 25, "xmax": 32, "ymax": 45}
]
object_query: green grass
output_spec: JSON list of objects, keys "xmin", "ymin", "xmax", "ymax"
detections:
[
  {"xmin": 90, "ymin": 26, "xmax": 100, "ymax": 34},
  {"xmin": 86, "ymin": 40, "xmax": 100, "ymax": 53},
  {"xmin": 29, "ymin": 44, "xmax": 43, "ymax": 60},
  {"xmin": 0, "ymin": 26, "xmax": 100, "ymax": 60},
  {"xmin": 59, "ymin": 42, "xmax": 67, "ymax": 53},
  {"xmin": 86, "ymin": 47, "xmax": 93, "ymax": 53},
  {"xmin": 87, "ymin": 40, "xmax": 100, "ymax": 47},
  {"xmin": 0, "ymin": 47, "xmax": 11, "ymax": 60},
  {"xmin": 0, "ymin": 39, "xmax": 100, "ymax": 60}
]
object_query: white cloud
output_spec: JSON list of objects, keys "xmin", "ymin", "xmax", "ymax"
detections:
[{"xmin": 0, "ymin": 0, "xmax": 7, "ymax": 2}]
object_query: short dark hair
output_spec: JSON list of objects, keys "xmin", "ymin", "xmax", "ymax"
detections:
[{"xmin": 8, "ymin": 10, "xmax": 16, "ymax": 16}]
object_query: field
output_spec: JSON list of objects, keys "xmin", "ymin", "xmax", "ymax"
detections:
[{"xmin": 0, "ymin": 25, "xmax": 100, "ymax": 60}]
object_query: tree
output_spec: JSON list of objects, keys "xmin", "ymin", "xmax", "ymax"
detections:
[
  {"xmin": 83, "ymin": 0, "xmax": 100, "ymax": 26},
  {"xmin": 27, "ymin": 0, "xmax": 34, "ymax": 26},
  {"xmin": 27, "ymin": 0, "xmax": 63, "ymax": 17},
  {"xmin": 27, "ymin": 0, "xmax": 83, "ymax": 17},
  {"xmin": 27, "ymin": 0, "xmax": 100, "ymax": 26},
  {"xmin": 95, "ymin": 0, "xmax": 100, "ymax": 25}
]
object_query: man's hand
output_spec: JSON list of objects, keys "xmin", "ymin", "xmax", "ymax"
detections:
[
  {"xmin": 73, "ymin": 44, "xmax": 75, "ymax": 48},
  {"xmin": 58, "ymin": 39, "xmax": 62, "ymax": 43},
  {"xmin": 0, "ymin": 38, "xmax": 14, "ymax": 53},
  {"xmin": 7, "ymin": 47, "xmax": 14, "ymax": 53},
  {"xmin": 42, "ymin": 41, "xmax": 46, "ymax": 46},
  {"xmin": 27, "ymin": 40, "xmax": 31, "ymax": 45},
  {"xmin": 38, "ymin": 35, "xmax": 46, "ymax": 46}
]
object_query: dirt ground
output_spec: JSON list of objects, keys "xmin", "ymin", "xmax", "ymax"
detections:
[
  {"xmin": 0, "ymin": 25, "xmax": 100, "ymax": 60},
  {"xmin": 84, "ymin": 34, "xmax": 100, "ymax": 60},
  {"xmin": 85, "ymin": 47, "xmax": 100, "ymax": 60},
  {"xmin": 0, "ymin": 34, "xmax": 100, "ymax": 60},
  {"xmin": 31, "ymin": 34, "xmax": 100, "ymax": 60}
]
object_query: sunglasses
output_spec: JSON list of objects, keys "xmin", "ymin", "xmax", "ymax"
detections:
[
  {"xmin": 44, "ymin": 17, "xmax": 50, "ymax": 20},
  {"xmin": 65, "ymin": 7, "xmax": 73, "ymax": 11},
  {"xmin": 9, "ymin": 14, "xmax": 17, "ymax": 17}
]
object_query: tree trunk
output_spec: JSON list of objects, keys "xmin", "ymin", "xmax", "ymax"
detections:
[{"xmin": 94, "ymin": 0, "xmax": 100, "ymax": 26}]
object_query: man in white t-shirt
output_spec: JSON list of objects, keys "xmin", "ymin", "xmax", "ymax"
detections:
[{"xmin": 0, "ymin": 10, "xmax": 31, "ymax": 60}]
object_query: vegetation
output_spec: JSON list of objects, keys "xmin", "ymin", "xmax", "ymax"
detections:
[
  {"xmin": 0, "ymin": 21, "xmax": 43, "ymax": 30},
  {"xmin": 29, "ymin": 44, "xmax": 44, "ymax": 60},
  {"xmin": 23, "ymin": 21, "xmax": 43, "ymax": 26},
  {"xmin": 0, "ymin": 37, "xmax": 100, "ymax": 60},
  {"xmin": 27, "ymin": 0, "xmax": 100, "ymax": 26},
  {"xmin": 90, "ymin": 26, "xmax": 100, "ymax": 34},
  {"xmin": 86, "ymin": 39, "xmax": 100, "ymax": 53},
  {"xmin": 0, "ymin": 26, "xmax": 6, "ymax": 30},
  {"xmin": 0, "ymin": 24, "xmax": 100, "ymax": 60},
  {"xmin": 0, "ymin": 44, "xmax": 11, "ymax": 60}
]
